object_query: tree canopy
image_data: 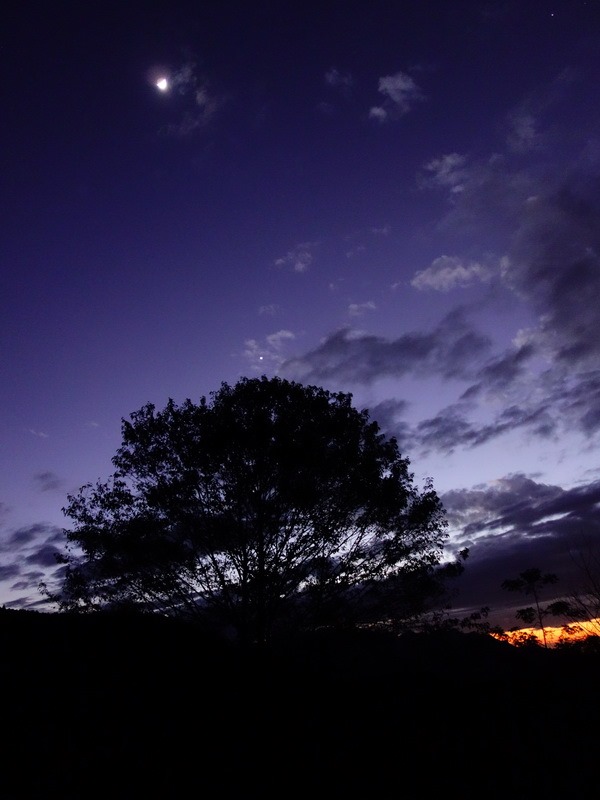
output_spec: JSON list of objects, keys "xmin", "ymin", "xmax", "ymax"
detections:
[{"xmin": 55, "ymin": 376, "xmax": 448, "ymax": 643}]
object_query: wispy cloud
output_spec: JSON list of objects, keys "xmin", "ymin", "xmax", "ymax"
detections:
[
  {"xmin": 345, "ymin": 245, "xmax": 366, "ymax": 259},
  {"xmin": 504, "ymin": 177, "xmax": 600, "ymax": 370},
  {"xmin": 282, "ymin": 309, "xmax": 491, "ymax": 385},
  {"xmin": 421, "ymin": 140, "xmax": 600, "ymax": 395},
  {"xmin": 505, "ymin": 67, "xmax": 578, "ymax": 152},
  {"xmin": 506, "ymin": 111, "xmax": 538, "ymax": 153},
  {"xmin": 370, "ymin": 225, "xmax": 391, "ymax": 236},
  {"xmin": 422, "ymin": 153, "xmax": 469, "ymax": 192},
  {"xmin": 368, "ymin": 106, "xmax": 388, "ymax": 123},
  {"xmin": 325, "ymin": 68, "xmax": 353, "ymax": 89},
  {"xmin": 33, "ymin": 471, "xmax": 64, "ymax": 492},
  {"xmin": 266, "ymin": 329, "xmax": 295, "ymax": 350},
  {"xmin": 258, "ymin": 304, "xmax": 281, "ymax": 316},
  {"xmin": 463, "ymin": 342, "xmax": 538, "ymax": 400},
  {"xmin": 411, "ymin": 255, "xmax": 494, "ymax": 292},
  {"xmin": 414, "ymin": 402, "xmax": 555, "ymax": 456},
  {"xmin": 0, "ymin": 523, "xmax": 64, "ymax": 609},
  {"xmin": 369, "ymin": 71, "xmax": 424, "ymax": 123},
  {"xmin": 160, "ymin": 60, "xmax": 221, "ymax": 137},
  {"xmin": 424, "ymin": 153, "xmax": 600, "ymax": 439},
  {"xmin": 244, "ymin": 329, "xmax": 296, "ymax": 370},
  {"xmin": 348, "ymin": 301, "xmax": 376, "ymax": 317},
  {"xmin": 274, "ymin": 242, "xmax": 318, "ymax": 273}
]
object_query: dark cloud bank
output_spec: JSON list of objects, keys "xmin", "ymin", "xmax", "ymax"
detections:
[{"xmin": 280, "ymin": 149, "xmax": 600, "ymax": 629}]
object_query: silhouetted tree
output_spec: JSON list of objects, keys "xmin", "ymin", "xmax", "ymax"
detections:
[
  {"xmin": 548, "ymin": 544, "xmax": 600, "ymax": 637},
  {"xmin": 54, "ymin": 376, "xmax": 447, "ymax": 644},
  {"xmin": 501, "ymin": 568, "xmax": 559, "ymax": 648}
]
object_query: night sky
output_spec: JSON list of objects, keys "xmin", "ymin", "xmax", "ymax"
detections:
[{"xmin": 2, "ymin": 0, "xmax": 600, "ymax": 628}]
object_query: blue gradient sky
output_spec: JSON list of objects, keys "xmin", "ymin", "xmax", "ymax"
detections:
[{"xmin": 2, "ymin": 0, "xmax": 600, "ymax": 626}]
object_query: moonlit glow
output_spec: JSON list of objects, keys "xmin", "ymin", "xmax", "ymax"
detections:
[{"xmin": 156, "ymin": 77, "xmax": 169, "ymax": 91}]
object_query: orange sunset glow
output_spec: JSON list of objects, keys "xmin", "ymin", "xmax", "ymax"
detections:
[{"xmin": 496, "ymin": 619, "xmax": 600, "ymax": 648}]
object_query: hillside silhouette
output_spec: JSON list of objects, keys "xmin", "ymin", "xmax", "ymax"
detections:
[{"xmin": 2, "ymin": 608, "xmax": 598, "ymax": 798}]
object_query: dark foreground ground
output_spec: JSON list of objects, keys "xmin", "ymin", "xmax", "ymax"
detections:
[{"xmin": 1, "ymin": 608, "xmax": 598, "ymax": 799}]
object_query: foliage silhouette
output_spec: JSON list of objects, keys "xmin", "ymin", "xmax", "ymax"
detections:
[
  {"xmin": 547, "ymin": 544, "xmax": 600, "ymax": 638},
  {"xmin": 54, "ymin": 376, "xmax": 447, "ymax": 643},
  {"xmin": 501, "ymin": 568, "xmax": 560, "ymax": 648}
]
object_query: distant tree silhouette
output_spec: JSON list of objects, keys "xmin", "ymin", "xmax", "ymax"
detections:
[
  {"xmin": 53, "ymin": 376, "xmax": 447, "ymax": 644},
  {"xmin": 548, "ymin": 544, "xmax": 600, "ymax": 638},
  {"xmin": 501, "ymin": 568, "xmax": 560, "ymax": 648}
]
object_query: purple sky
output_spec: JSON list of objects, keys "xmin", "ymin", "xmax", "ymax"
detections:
[{"xmin": 2, "ymin": 0, "xmax": 600, "ymax": 628}]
